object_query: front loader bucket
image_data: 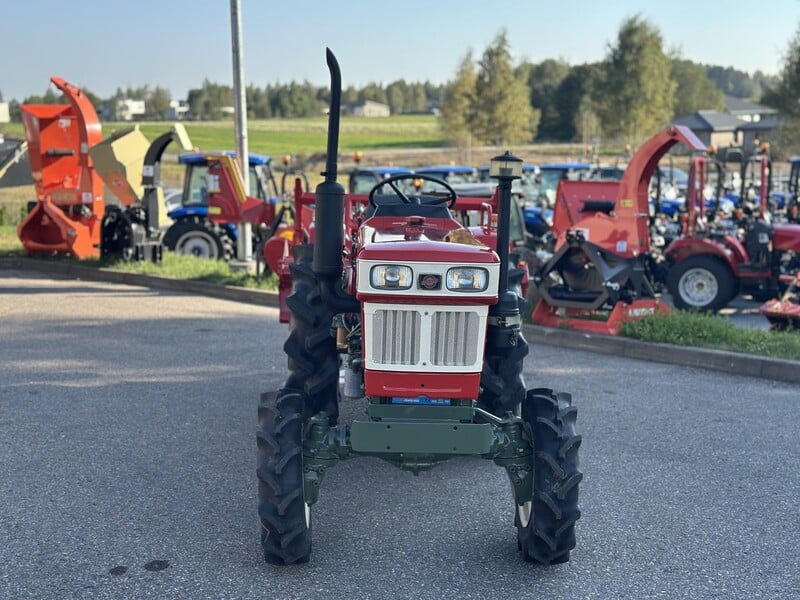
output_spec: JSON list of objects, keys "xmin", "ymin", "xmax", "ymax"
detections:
[{"xmin": 17, "ymin": 197, "xmax": 100, "ymax": 259}]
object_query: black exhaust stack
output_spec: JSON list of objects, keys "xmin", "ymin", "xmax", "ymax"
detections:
[{"xmin": 314, "ymin": 49, "xmax": 359, "ymax": 313}]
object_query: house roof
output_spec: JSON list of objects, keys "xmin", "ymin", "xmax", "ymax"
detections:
[
  {"xmin": 673, "ymin": 110, "xmax": 743, "ymax": 132},
  {"xmin": 736, "ymin": 114, "xmax": 782, "ymax": 131},
  {"xmin": 724, "ymin": 95, "xmax": 778, "ymax": 116}
]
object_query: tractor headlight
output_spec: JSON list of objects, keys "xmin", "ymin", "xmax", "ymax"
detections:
[
  {"xmin": 370, "ymin": 264, "xmax": 413, "ymax": 290},
  {"xmin": 446, "ymin": 267, "xmax": 489, "ymax": 292}
]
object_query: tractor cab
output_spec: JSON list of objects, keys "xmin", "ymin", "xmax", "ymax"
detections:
[
  {"xmin": 163, "ymin": 152, "xmax": 289, "ymax": 261},
  {"xmin": 172, "ymin": 151, "xmax": 276, "ymax": 213}
]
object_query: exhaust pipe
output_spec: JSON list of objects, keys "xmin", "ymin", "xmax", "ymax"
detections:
[{"xmin": 314, "ymin": 48, "xmax": 359, "ymax": 313}]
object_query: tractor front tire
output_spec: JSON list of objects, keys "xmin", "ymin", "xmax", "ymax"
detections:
[
  {"xmin": 257, "ymin": 389, "xmax": 312, "ymax": 565},
  {"xmin": 283, "ymin": 244, "xmax": 340, "ymax": 424},
  {"xmin": 478, "ymin": 332, "xmax": 529, "ymax": 418},
  {"xmin": 517, "ymin": 388, "xmax": 582, "ymax": 565},
  {"xmin": 667, "ymin": 255, "xmax": 736, "ymax": 312}
]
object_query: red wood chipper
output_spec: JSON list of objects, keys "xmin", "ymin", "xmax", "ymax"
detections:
[
  {"xmin": 17, "ymin": 77, "xmax": 104, "ymax": 259},
  {"xmin": 531, "ymin": 125, "xmax": 706, "ymax": 335}
]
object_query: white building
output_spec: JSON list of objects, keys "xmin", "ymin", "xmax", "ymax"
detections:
[
  {"xmin": 116, "ymin": 99, "xmax": 146, "ymax": 121},
  {"xmin": 166, "ymin": 100, "xmax": 189, "ymax": 120}
]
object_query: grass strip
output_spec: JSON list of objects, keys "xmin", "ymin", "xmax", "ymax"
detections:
[{"xmin": 621, "ymin": 310, "xmax": 800, "ymax": 361}]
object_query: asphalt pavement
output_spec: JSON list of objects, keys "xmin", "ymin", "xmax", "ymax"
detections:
[{"xmin": 1, "ymin": 270, "xmax": 799, "ymax": 600}]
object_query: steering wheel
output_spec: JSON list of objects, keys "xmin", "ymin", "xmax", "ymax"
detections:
[{"xmin": 368, "ymin": 173, "xmax": 458, "ymax": 208}]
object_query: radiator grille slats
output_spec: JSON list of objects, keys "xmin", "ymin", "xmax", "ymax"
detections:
[
  {"xmin": 369, "ymin": 308, "xmax": 481, "ymax": 368},
  {"xmin": 372, "ymin": 309, "xmax": 421, "ymax": 365},
  {"xmin": 431, "ymin": 311, "xmax": 479, "ymax": 366}
]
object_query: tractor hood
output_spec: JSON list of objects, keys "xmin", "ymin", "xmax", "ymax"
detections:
[
  {"xmin": 359, "ymin": 215, "xmax": 499, "ymax": 264},
  {"xmin": 773, "ymin": 223, "xmax": 800, "ymax": 251}
]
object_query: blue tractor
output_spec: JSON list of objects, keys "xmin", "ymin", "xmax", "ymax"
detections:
[{"xmin": 162, "ymin": 152, "xmax": 281, "ymax": 260}]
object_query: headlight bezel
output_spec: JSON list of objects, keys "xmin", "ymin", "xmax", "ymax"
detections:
[
  {"xmin": 370, "ymin": 264, "xmax": 413, "ymax": 290},
  {"xmin": 445, "ymin": 266, "xmax": 489, "ymax": 292}
]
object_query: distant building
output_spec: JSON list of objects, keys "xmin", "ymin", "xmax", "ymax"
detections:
[
  {"xmin": 673, "ymin": 96, "xmax": 782, "ymax": 153},
  {"xmin": 343, "ymin": 100, "xmax": 391, "ymax": 117},
  {"xmin": 672, "ymin": 110, "xmax": 744, "ymax": 148},
  {"xmin": 115, "ymin": 99, "xmax": 146, "ymax": 121},
  {"xmin": 723, "ymin": 95, "xmax": 778, "ymax": 123},
  {"xmin": 166, "ymin": 100, "xmax": 189, "ymax": 120},
  {"xmin": 0, "ymin": 102, "xmax": 9, "ymax": 123}
]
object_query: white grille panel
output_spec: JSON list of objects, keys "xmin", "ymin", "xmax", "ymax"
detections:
[
  {"xmin": 365, "ymin": 304, "xmax": 487, "ymax": 372},
  {"xmin": 371, "ymin": 309, "xmax": 421, "ymax": 365},
  {"xmin": 430, "ymin": 311, "xmax": 480, "ymax": 366}
]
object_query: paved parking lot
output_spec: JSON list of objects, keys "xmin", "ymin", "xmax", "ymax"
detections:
[{"xmin": 1, "ymin": 270, "xmax": 798, "ymax": 599}]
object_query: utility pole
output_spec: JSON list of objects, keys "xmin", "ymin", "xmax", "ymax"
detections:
[{"xmin": 230, "ymin": 0, "xmax": 253, "ymax": 267}]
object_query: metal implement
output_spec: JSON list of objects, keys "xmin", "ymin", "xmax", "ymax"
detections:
[
  {"xmin": 17, "ymin": 77, "xmax": 104, "ymax": 259},
  {"xmin": 531, "ymin": 126, "xmax": 705, "ymax": 334}
]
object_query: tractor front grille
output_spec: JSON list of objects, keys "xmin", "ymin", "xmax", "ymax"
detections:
[
  {"xmin": 371, "ymin": 308, "xmax": 421, "ymax": 366},
  {"xmin": 366, "ymin": 304, "xmax": 485, "ymax": 371},
  {"xmin": 430, "ymin": 310, "xmax": 480, "ymax": 366}
]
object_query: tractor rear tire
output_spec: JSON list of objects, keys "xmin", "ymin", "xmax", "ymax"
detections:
[
  {"xmin": 283, "ymin": 244, "xmax": 340, "ymax": 424},
  {"xmin": 667, "ymin": 255, "xmax": 736, "ymax": 312},
  {"xmin": 257, "ymin": 389, "xmax": 312, "ymax": 565},
  {"xmin": 163, "ymin": 218, "xmax": 234, "ymax": 261},
  {"xmin": 516, "ymin": 388, "xmax": 582, "ymax": 565}
]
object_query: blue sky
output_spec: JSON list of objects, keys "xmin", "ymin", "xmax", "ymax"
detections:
[{"xmin": 2, "ymin": 0, "xmax": 797, "ymax": 101}]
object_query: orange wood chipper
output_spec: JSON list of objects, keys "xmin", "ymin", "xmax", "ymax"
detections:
[
  {"xmin": 17, "ymin": 76, "xmax": 193, "ymax": 261},
  {"xmin": 17, "ymin": 77, "xmax": 104, "ymax": 259}
]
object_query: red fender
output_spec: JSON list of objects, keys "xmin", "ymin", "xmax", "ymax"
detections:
[{"xmin": 664, "ymin": 237, "xmax": 740, "ymax": 273}]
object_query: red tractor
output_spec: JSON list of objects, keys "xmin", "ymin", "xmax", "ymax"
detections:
[
  {"xmin": 257, "ymin": 50, "xmax": 580, "ymax": 566},
  {"xmin": 664, "ymin": 149, "xmax": 800, "ymax": 312}
]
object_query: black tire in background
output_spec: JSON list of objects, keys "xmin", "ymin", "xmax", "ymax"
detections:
[
  {"xmin": 163, "ymin": 217, "xmax": 234, "ymax": 261},
  {"xmin": 666, "ymin": 255, "xmax": 736, "ymax": 312},
  {"xmin": 257, "ymin": 389, "xmax": 311, "ymax": 565},
  {"xmin": 516, "ymin": 388, "xmax": 582, "ymax": 565}
]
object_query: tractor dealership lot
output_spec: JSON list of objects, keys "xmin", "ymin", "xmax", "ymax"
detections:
[{"xmin": 1, "ymin": 271, "xmax": 798, "ymax": 599}]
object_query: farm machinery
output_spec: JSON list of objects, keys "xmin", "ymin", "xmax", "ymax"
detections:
[
  {"xmin": 17, "ymin": 77, "xmax": 104, "ymax": 259},
  {"xmin": 89, "ymin": 124, "xmax": 193, "ymax": 261},
  {"xmin": 16, "ymin": 75, "xmax": 194, "ymax": 262},
  {"xmin": 162, "ymin": 151, "xmax": 298, "ymax": 260},
  {"xmin": 530, "ymin": 125, "xmax": 706, "ymax": 334},
  {"xmin": 663, "ymin": 148, "xmax": 800, "ymax": 311},
  {"xmin": 257, "ymin": 49, "xmax": 581, "ymax": 566},
  {"xmin": 759, "ymin": 272, "xmax": 800, "ymax": 330}
]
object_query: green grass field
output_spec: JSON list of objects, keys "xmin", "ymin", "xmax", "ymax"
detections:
[{"xmin": 1, "ymin": 115, "xmax": 443, "ymax": 158}]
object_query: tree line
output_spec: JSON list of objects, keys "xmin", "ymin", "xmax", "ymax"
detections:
[{"xmin": 3, "ymin": 14, "xmax": 793, "ymax": 149}]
